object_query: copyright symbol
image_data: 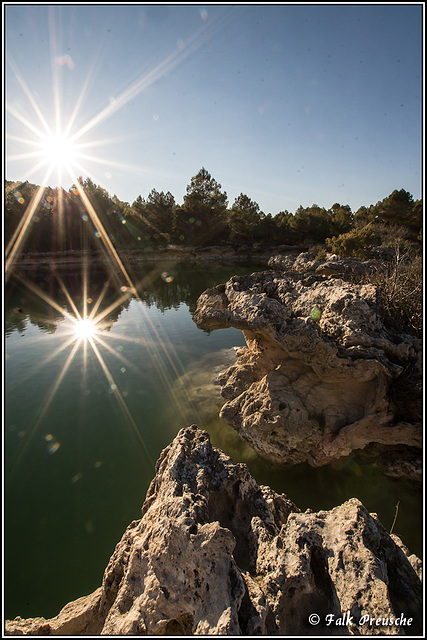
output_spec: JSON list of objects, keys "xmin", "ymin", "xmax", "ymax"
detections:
[{"xmin": 309, "ymin": 614, "xmax": 320, "ymax": 626}]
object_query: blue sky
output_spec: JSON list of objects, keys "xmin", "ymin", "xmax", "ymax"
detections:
[{"xmin": 5, "ymin": 3, "xmax": 423, "ymax": 215}]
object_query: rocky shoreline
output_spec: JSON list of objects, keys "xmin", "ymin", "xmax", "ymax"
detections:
[
  {"xmin": 5, "ymin": 252, "xmax": 423, "ymax": 635},
  {"xmin": 193, "ymin": 252, "xmax": 422, "ymax": 481},
  {"xmin": 5, "ymin": 426, "xmax": 423, "ymax": 636},
  {"xmin": 12, "ymin": 244, "xmax": 308, "ymax": 270}
]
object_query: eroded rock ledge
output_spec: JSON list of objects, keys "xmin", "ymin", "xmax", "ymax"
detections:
[
  {"xmin": 193, "ymin": 255, "xmax": 422, "ymax": 478},
  {"xmin": 5, "ymin": 426, "xmax": 422, "ymax": 635}
]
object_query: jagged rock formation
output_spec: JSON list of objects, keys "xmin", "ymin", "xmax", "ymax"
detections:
[
  {"xmin": 193, "ymin": 256, "xmax": 422, "ymax": 478},
  {"xmin": 5, "ymin": 426, "xmax": 422, "ymax": 635}
]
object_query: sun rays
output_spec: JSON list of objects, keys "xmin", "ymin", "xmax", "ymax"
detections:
[
  {"xmin": 5, "ymin": 6, "xmax": 226, "ymax": 277},
  {"xmin": 5, "ymin": 7, "xmax": 227, "ymax": 476},
  {"xmin": 6, "ymin": 262, "xmax": 209, "ymax": 477},
  {"xmin": 7, "ymin": 272, "xmax": 158, "ymax": 470}
]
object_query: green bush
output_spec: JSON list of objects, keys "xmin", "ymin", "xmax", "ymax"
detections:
[{"xmin": 325, "ymin": 224, "xmax": 379, "ymax": 258}]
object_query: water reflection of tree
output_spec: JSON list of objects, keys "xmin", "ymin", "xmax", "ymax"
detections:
[
  {"xmin": 5, "ymin": 266, "xmax": 123, "ymax": 335},
  {"xmin": 5, "ymin": 307, "xmax": 30, "ymax": 337},
  {"xmin": 5, "ymin": 262, "xmax": 257, "ymax": 335},
  {"xmin": 135, "ymin": 262, "xmax": 260, "ymax": 314},
  {"xmin": 5, "ymin": 283, "xmax": 65, "ymax": 336}
]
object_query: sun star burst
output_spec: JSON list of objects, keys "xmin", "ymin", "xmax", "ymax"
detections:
[
  {"xmin": 38, "ymin": 131, "xmax": 78, "ymax": 170},
  {"xmin": 73, "ymin": 317, "xmax": 98, "ymax": 340}
]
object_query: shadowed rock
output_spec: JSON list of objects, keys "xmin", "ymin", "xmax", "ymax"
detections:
[
  {"xmin": 5, "ymin": 427, "xmax": 422, "ymax": 635},
  {"xmin": 193, "ymin": 262, "xmax": 422, "ymax": 478}
]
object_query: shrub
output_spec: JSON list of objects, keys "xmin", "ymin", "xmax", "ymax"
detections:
[
  {"xmin": 325, "ymin": 224, "xmax": 380, "ymax": 258},
  {"xmin": 365, "ymin": 244, "xmax": 422, "ymax": 337}
]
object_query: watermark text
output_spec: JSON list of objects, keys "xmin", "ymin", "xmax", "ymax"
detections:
[{"xmin": 308, "ymin": 611, "xmax": 413, "ymax": 628}]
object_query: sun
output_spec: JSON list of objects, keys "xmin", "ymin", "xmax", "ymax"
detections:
[{"xmin": 38, "ymin": 131, "xmax": 78, "ymax": 171}]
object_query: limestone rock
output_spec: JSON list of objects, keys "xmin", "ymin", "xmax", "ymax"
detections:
[
  {"xmin": 268, "ymin": 251, "xmax": 383, "ymax": 278},
  {"xmin": 4, "ymin": 589, "xmax": 103, "ymax": 635},
  {"xmin": 193, "ymin": 263, "xmax": 422, "ymax": 472},
  {"xmin": 5, "ymin": 427, "xmax": 422, "ymax": 635}
]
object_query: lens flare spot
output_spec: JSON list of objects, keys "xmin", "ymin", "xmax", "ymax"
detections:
[
  {"xmin": 48, "ymin": 442, "xmax": 61, "ymax": 454},
  {"xmin": 161, "ymin": 271, "xmax": 174, "ymax": 283},
  {"xmin": 57, "ymin": 54, "xmax": 75, "ymax": 70},
  {"xmin": 310, "ymin": 306, "xmax": 321, "ymax": 322},
  {"xmin": 44, "ymin": 434, "xmax": 61, "ymax": 454}
]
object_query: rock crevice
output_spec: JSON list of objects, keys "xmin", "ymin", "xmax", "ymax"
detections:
[{"xmin": 5, "ymin": 426, "xmax": 422, "ymax": 635}]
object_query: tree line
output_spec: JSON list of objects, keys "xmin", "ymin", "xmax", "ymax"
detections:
[{"xmin": 5, "ymin": 167, "xmax": 422, "ymax": 256}]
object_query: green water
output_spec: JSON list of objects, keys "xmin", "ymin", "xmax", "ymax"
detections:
[{"xmin": 5, "ymin": 261, "xmax": 423, "ymax": 620}]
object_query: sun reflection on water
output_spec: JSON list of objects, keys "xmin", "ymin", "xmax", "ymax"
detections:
[
  {"xmin": 7, "ymin": 271, "xmax": 163, "ymax": 472},
  {"xmin": 4, "ymin": 9, "xmax": 235, "ymax": 543},
  {"xmin": 72, "ymin": 317, "xmax": 98, "ymax": 340},
  {"xmin": 5, "ymin": 6, "xmax": 226, "ymax": 463}
]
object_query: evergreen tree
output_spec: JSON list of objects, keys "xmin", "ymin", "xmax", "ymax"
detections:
[
  {"xmin": 228, "ymin": 193, "xmax": 263, "ymax": 244},
  {"xmin": 274, "ymin": 210, "xmax": 298, "ymax": 244},
  {"xmin": 370, "ymin": 189, "xmax": 421, "ymax": 242},
  {"xmin": 145, "ymin": 189, "xmax": 176, "ymax": 244},
  {"xmin": 290, "ymin": 204, "xmax": 332, "ymax": 244},
  {"xmin": 328, "ymin": 203, "xmax": 353, "ymax": 235},
  {"xmin": 176, "ymin": 168, "xmax": 228, "ymax": 246}
]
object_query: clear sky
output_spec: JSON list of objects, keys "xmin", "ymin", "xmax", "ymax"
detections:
[{"xmin": 4, "ymin": 3, "xmax": 423, "ymax": 215}]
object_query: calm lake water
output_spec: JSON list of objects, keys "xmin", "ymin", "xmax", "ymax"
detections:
[{"xmin": 5, "ymin": 260, "xmax": 423, "ymax": 619}]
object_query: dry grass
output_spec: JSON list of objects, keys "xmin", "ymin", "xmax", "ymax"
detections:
[{"xmin": 364, "ymin": 245, "xmax": 422, "ymax": 337}]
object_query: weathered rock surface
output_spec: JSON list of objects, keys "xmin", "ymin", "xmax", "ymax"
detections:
[
  {"xmin": 193, "ymin": 258, "xmax": 422, "ymax": 477},
  {"xmin": 5, "ymin": 426, "xmax": 422, "ymax": 635},
  {"xmin": 268, "ymin": 251, "xmax": 383, "ymax": 278}
]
